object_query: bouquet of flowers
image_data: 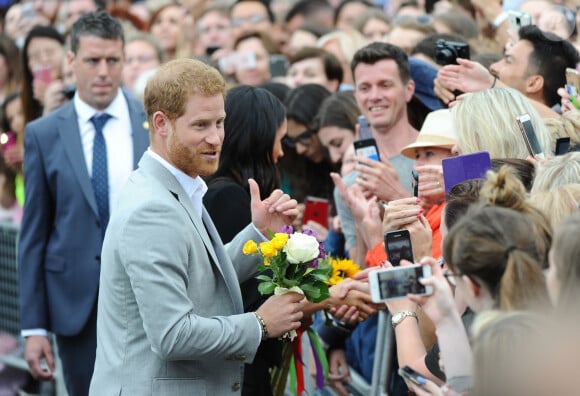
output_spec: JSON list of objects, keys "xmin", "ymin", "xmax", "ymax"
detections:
[{"xmin": 242, "ymin": 226, "xmax": 332, "ymax": 305}]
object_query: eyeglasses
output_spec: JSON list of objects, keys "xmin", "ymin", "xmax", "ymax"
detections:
[
  {"xmin": 443, "ymin": 269, "xmax": 480, "ymax": 287},
  {"xmin": 231, "ymin": 14, "xmax": 267, "ymax": 28},
  {"xmin": 283, "ymin": 129, "xmax": 314, "ymax": 148}
]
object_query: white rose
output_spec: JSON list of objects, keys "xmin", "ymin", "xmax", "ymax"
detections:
[{"xmin": 283, "ymin": 232, "xmax": 320, "ymax": 264}]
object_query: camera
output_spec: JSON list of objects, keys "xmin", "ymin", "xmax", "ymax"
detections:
[
  {"xmin": 63, "ymin": 84, "xmax": 76, "ymax": 100},
  {"xmin": 434, "ymin": 39, "xmax": 470, "ymax": 66}
]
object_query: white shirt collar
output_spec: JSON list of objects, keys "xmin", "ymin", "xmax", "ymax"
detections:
[
  {"xmin": 74, "ymin": 89, "xmax": 125, "ymax": 122},
  {"xmin": 146, "ymin": 149, "xmax": 207, "ymax": 220}
]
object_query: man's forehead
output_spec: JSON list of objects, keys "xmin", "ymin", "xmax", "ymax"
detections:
[
  {"xmin": 354, "ymin": 59, "xmax": 402, "ymax": 82},
  {"xmin": 232, "ymin": 1, "xmax": 268, "ymax": 16}
]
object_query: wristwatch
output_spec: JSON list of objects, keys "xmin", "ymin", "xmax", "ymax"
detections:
[{"xmin": 391, "ymin": 311, "xmax": 418, "ymax": 329}]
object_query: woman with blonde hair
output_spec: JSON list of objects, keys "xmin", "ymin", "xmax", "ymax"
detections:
[
  {"xmin": 531, "ymin": 151, "xmax": 580, "ymax": 193},
  {"xmin": 529, "ymin": 184, "xmax": 580, "ymax": 229},
  {"xmin": 452, "ymin": 87, "xmax": 553, "ymax": 159}
]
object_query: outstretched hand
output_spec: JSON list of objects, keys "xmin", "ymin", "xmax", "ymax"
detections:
[{"xmin": 249, "ymin": 178, "xmax": 298, "ymax": 237}]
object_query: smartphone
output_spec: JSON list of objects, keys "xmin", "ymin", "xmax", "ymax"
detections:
[
  {"xmin": 384, "ymin": 229, "xmax": 413, "ymax": 267},
  {"xmin": 412, "ymin": 169, "xmax": 419, "ymax": 197},
  {"xmin": 398, "ymin": 366, "xmax": 428, "ymax": 387},
  {"xmin": 358, "ymin": 115, "xmax": 372, "ymax": 139},
  {"xmin": 442, "ymin": 151, "xmax": 492, "ymax": 193},
  {"xmin": 303, "ymin": 196, "xmax": 329, "ymax": 228},
  {"xmin": 354, "ymin": 138, "xmax": 380, "ymax": 161},
  {"xmin": 369, "ymin": 264, "xmax": 432, "ymax": 302},
  {"xmin": 508, "ymin": 10, "xmax": 532, "ymax": 32},
  {"xmin": 269, "ymin": 54, "xmax": 288, "ymax": 78},
  {"xmin": 516, "ymin": 114, "xmax": 545, "ymax": 159},
  {"xmin": 555, "ymin": 137, "xmax": 571, "ymax": 156},
  {"xmin": 218, "ymin": 51, "xmax": 257, "ymax": 74},
  {"xmin": 0, "ymin": 132, "xmax": 16, "ymax": 154}
]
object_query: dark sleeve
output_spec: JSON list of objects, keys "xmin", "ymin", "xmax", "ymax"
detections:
[{"xmin": 204, "ymin": 181, "xmax": 251, "ymax": 244}]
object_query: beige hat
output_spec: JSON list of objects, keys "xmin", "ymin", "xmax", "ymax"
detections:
[{"xmin": 401, "ymin": 109, "xmax": 457, "ymax": 159}]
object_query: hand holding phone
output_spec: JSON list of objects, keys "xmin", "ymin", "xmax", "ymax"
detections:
[{"xmin": 369, "ymin": 264, "xmax": 432, "ymax": 303}]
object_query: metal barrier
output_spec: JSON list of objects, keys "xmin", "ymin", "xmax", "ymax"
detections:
[{"xmin": 0, "ymin": 222, "xmax": 67, "ymax": 396}]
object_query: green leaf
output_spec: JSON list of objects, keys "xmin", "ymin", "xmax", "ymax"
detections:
[
  {"xmin": 258, "ymin": 281, "xmax": 276, "ymax": 295},
  {"xmin": 256, "ymin": 274, "xmax": 272, "ymax": 282}
]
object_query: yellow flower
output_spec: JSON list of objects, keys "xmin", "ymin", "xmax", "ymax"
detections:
[
  {"xmin": 243, "ymin": 240, "xmax": 258, "ymax": 255},
  {"xmin": 271, "ymin": 233, "xmax": 289, "ymax": 250},
  {"xmin": 259, "ymin": 241, "xmax": 277, "ymax": 258},
  {"xmin": 330, "ymin": 258, "xmax": 360, "ymax": 284},
  {"xmin": 264, "ymin": 258, "xmax": 270, "ymax": 267}
]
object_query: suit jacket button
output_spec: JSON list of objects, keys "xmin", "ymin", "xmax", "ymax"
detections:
[{"xmin": 232, "ymin": 382, "xmax": 241, "ymax": 391}]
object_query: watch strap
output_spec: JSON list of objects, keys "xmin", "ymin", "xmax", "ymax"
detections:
[{"xmin": 392, "ymin": 311, "xmax": 418, "ymax": 329}]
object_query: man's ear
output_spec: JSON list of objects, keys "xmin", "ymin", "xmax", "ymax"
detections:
[
  {"xmin": 525, "ymin": 74, "xmax": 544, "ymax": 96},
  {"xmin": 405, "ymin": 79, "xmax": 416, "ymax": 103},
  {"xmin": 152, "ymin": 111, "xmax": 169, "ymax": 137}
]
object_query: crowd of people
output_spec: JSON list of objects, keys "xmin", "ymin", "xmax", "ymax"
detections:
[{"xmin": 0, "ymin": 0, "xmax": 579, "ymax": 395}]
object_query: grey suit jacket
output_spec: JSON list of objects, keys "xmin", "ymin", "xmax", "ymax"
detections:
[{"xmin": 89, "ymin": 153, "xmax": 263, "ymax": 395}]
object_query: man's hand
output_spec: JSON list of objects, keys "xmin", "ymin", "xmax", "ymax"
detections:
[
  {"xmin": 249, "ymin": 178, "xmax": 298, "ymax": 236},
  {"xmin": 434, "ymin": 59, "xmax": 494, "ymax": 104},
  {"xmin": 24, "ymin": 335, "xmax": 55, "ymax": 380},
  {"xmin": 256, "ymin": 292, "xmax": 304, "ymax": 338},
  {"xmin": 354, "ymin": 156, "xmax": 409, "ymax": 201}
]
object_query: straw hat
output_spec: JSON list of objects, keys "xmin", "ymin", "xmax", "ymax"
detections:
[{"xmin": 401, "ymin": 109, "xmax": 457, "ymax": 159}]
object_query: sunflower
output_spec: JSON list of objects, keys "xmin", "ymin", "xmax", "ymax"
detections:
[{"xmin": 328, "ymin": 258, "xmax": 360, "ymax": 285}]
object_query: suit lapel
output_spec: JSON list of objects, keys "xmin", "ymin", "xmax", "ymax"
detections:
[
  {"xmin": 57, "ymin": 103, "xmax": 100, "ymax": 219},
  {"xmin": 139, "ymin": 155, "xmax": 244, "ymax": 313}
]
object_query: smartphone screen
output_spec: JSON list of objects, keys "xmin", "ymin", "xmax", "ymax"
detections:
[
  {"xmin": 442, "ymin": 151, "xmax": 491, "ymax": 193},
  {"xmin": 384, "ymin": 229, "xmax": 413, "ymax": 266},
  {"xmin": 369, "ymin": 264, "xmax": 432, "ymax": 302},
  {"xmin": 269, "ymin": 54, "xmax": 288, "ymax": 78},
  {"xmin": 566, "ymin": 68, "xmax": 580, "ymax": 90},
  {"xmin": 555, "ymin": 137, "xmax": 571, "ymax": 156},
  {"xmin": 303, "ymin": 196, "xmax": 329, "ymax": 228},
  {"xmin": 517, "ymin": 114, "xmax": 544, "ymax": 159},
  {"xmin": 353, "ymin": 138, "xmax": 379, "ymax": 161}
]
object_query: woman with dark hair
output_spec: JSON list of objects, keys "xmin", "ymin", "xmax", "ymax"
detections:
[
  {"xmin": 205, "ymin": 85, "xmax": 287, "ymax": 242},
  {"xmin": 0, "ymin": 33, "xmax": 22, "ymax": 105},
  {"xmin": 315, "ymin": 90, "xmax": 359, "ymax": 165},
  {"xmin": 204, "ymin": 85, "xmax": 287, "ymax": 396},
  {"xmin": 21, "ymin": 25, "xmax": 65, "ymax": 126}
]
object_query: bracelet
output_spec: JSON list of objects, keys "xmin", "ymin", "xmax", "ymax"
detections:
[
  {"xmin": 490, "ymin": 74, "xmax": 499, "ymax": 88},
  {"xmin": 254, "ymin": 312, "xmax": 268, "ymax": 340}
]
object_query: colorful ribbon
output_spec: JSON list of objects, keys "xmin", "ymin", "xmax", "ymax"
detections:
[{"xmin": 288, "ymin": 327, "xmax": 330, "ymax": 395}]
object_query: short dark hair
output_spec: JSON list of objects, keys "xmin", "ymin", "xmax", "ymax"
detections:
[
  {"xmin": 211, "ymin": 85, "xmax": 286, "ymax": 197},
  {"xmin": 233, "ymin": 30, "xmax": 278, "ymax": 54},
  {"xmin": 351, "ymin": 42, "xmax": 410, "ymax": 83},
  {"xmin": 70, "ymin": 10, "xmax": 124, "ymax": 54},
  {"xmin": 285, "ymin": 0, "xmax": 332, "ymax": 24},
  {"xmin": 289, "ymin": 47, "xmax": 343, "ymax": 85},
  {"xmin": 519, "ymin": 25, "xmax": 580, "ymax": 107}
]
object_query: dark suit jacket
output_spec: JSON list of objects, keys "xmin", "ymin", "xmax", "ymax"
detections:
[{"xmin": 18, "ymin": 94, "xmax": 149, "ymax": 336}]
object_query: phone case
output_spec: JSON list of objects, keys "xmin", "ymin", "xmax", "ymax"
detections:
[
  {"xmin": 384, "ymin": 229, "xmax": 413, "ymax": 266},
  {"xmin": 442, "ymin": 151, "xmax": 491, "ymax": 193},
  {"xmin": 353, "ymin": 138, "xmax": 379, "ymax": 161},
  {"xmin": 516, "ymin": 114, "xmax": 544, "ymax": 159},
  {"xmin": 369, "ymin": 265, "xmax": 432, "ymax": 303},
  {"xmin": 303, "ymin": 197, "xmax": 329, "ymax": 228}
]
